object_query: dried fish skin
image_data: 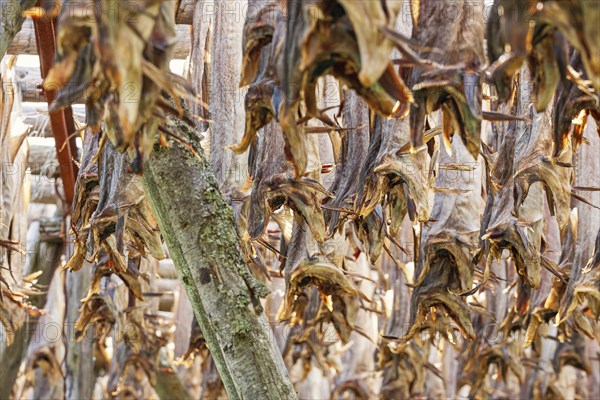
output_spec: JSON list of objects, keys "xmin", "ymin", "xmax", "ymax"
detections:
[
  {"xmin": 65, "ymin": 130, "xmax": 164, "ymax": 303},
  {"xmin": 277, "ymin": 254, "xmax": 367, "ymax": 343},
  {"xmin": 551, "ymin": 53, "xmax": 600, "ymax": 159},
  {"xmin": 539, "ymin": 0, "xmax": 600, "ymax": 92},
  {"xmin": 485, "ymin": 0, "xmax": 536, "ymax": 102},
  {"xmin": 276, "ymin": 216, "xmax": 372, "ymax": 355},
  {"xmin": 325, "ymin": 91, "xmax": 370, "ymax": 235},
  {"xmin": 380, "ymin": 339, "xmax": 430, "ymax": 399},
  {"xmin": 353, "ymin": 205, "xmax": 385, "ymax": 265},
  {"xmin": 238, "ymin": 0, "xmax": 413, "ymax": 177},
  {"xmin": 481, "ymin": 70, "xmax": 572, "ymax": 291},
  {"xmin": 485, "ymin": 1, "xmax": 570, "ymax": 112},
  {"xmin": 299, "ymin": 7, "xmax": 412, "ymax": 118},
  {"xmin": 230, "ymin": 1, "xmax": 310, "ymax": 177},
  {"xmin": 233, "ymin": 5, "xmax": 284, "ymax": 155},
  {"xmin": 403, "ymin": 135, "xmax": 482, "ymax": 341},
  {"xmin": 337, "ymin": 0, "xmax": 403, "ymax": 87},
  {"xmin": 48, "ymin": 0, "xmax": 191, "ymax": 172},
  {"xmin": 66, "ymin": 129, "xmax": 100, "ymax": 272},
  {"xmin": 281, "ymin": 0, "xmax": 413, "ymax": 171},
  {"xmin": 527, "ymin": 25, "xmax": 568, "ymax": 112},
  {"xmin": 240, "ymin": 3, "xmax": 279, "ymax": 87},
  {"xmin": 487, "ymin": 0, "xmax": 600, "ymax": 118},
  {"xmin": 404, "ymin": 0, "xmax": 485, "ymax": 158},
  {"xmin": 246, "ymin": 121, "xmax": 332, "ymax": 243},
  {"xmin": 370, "ymin": 116, "xmax": 432, "ymax": 225},
  {"xmin": 557, "ymin": 220, "xmax": 600, "ymax": 330},
  {"xmin": 459, "ymin": 340, "xmax": 526, "ymax": 398},
  {"xmin": 230, "ymin": 79, "xmax": 278, "ymax": 156},
  {"xmin": 380, "ymin": 260, "xmax": 430, "ymax": 400},
  {"xmin": 484, "ymin": 171, "xmax": 546, "ymax": 290}
]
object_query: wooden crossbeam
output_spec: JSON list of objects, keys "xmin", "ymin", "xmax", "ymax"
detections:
[{"xmin": 8, "ymin": 20, "xmax": 192, "ymax": 58}]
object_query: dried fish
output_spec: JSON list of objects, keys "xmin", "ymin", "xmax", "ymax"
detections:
[
  {"xmin": 403, "ymin": 135, "xmax": 482, "ymax": 341},
  {"xmin": 480, "ymin": 71, "xmax": 571, "ymax": 290},
  {"xmin": 402, "ymin": 0, "xmax": 486, "ymax": 158},
  {"xmin": 47, "ymin": 0, "xmax": 192, "ymax": 172}
]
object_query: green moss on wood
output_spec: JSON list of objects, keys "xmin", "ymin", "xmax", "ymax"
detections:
[{"xmin": 142, "ymin": 118, "xmax": 295, "ymax": 400}]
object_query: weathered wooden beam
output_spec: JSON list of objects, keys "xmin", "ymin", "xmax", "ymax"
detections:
[
  {"xmin": 173, "ymin": 25, "xmax": 192, "ymax": 58},
  {"xmin": 16, "ymin": 52, "xmax": 189, "ymax": 102},
  {"xmin": 26, "ymin": 267, "xmax": 66, "ymax": 399},
  {"xmin": 30, "ymin": 177, "xmax": 64, "ymax": 205},
  {"xmin": 28, "ymin": 203, "xmax": 58, "ymax": 224},
  {"xmin": 158, "ymin": 258, "xmax": 177, "ymax": 279},
  {"xmin": 65, "ymin": 260, "xmax": 95, "ymax": 400},
  {"xmin": 14, "ymin": 65, "xmax": 46, "ymax": 103},
  {"xmin": 155, "ymin": 278, "xmax": 178, "ymax": 311},
  {"xmin": 173, "ymin": 281, "xmax": 193, "ymax": 359},
  {"xmin": 22, "ymin": 102, "xmax": 85, "ymax": 137},
  {"xmin": 8, "ymin": 21, "xmax": 192, "ymax": 58},
  {"xmin": 28, "ymin": 137, "xmax": 83, "ymax": 177},
  {"xmin": 28, "ymin": 137, "xmax": 61, "ymax": 176}
]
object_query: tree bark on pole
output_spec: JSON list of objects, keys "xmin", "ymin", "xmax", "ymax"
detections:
[{"xmin": 142, "ymin": 126, "xmax": 297, "ymax": 400}]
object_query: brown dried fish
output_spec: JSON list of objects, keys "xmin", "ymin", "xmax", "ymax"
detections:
[
  {"xmin": 403, "ymin": 135, "xmax": 481, "ymax": 341},
  {"xmin": 47, "ymin": 0, "xmax": 192, "ymax": 172},
  {"xmin": 403, "ymin": 0, "xmax": 485, "ymax": 158},
  {"xmin": 480, "ymin": 71, "xmax": 571, "ymax": 290}
]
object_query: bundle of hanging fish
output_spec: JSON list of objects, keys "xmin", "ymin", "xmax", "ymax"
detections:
[
  {"xmin": 487, "ymin": 0, "xmax": 600, "ymax": 158},
  {"xmin": 235, "ymin": 0, "xmax": 413, "ymax": 178},
  {"xmin": 37, "ymin": 0, "xmax": 177, "ymax": 365},
  {"xmin": 233, "ymin": 0, "xmax": 424, "ymax": 279},
  {"xmin": 35, "ymin": 0, "xmax": 193, "ymax": 172},
  {"xmin": 65, "ymin": 130, "xmax": 164, "ymax": 287},
  {"xmin": 64, "ymin": 132, "xmax": 167, "ymax": 393},
  {"xmin": 388, "ymin": 0, "xmax": 488, "ymax": 158}
]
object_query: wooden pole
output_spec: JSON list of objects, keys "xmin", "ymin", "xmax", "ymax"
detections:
[{"xmin": 142, "ymin": 124, "xmax": 297, "ymax": 400}]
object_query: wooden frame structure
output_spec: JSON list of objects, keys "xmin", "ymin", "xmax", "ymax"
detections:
[{"xmin": 32, "ymin": 12, "xmax": 78, "ymax": 207}]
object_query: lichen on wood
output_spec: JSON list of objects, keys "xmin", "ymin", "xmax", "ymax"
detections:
[{"xmin": 142, "ymin": 118, "xmax": 296, "ymax": 400}]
